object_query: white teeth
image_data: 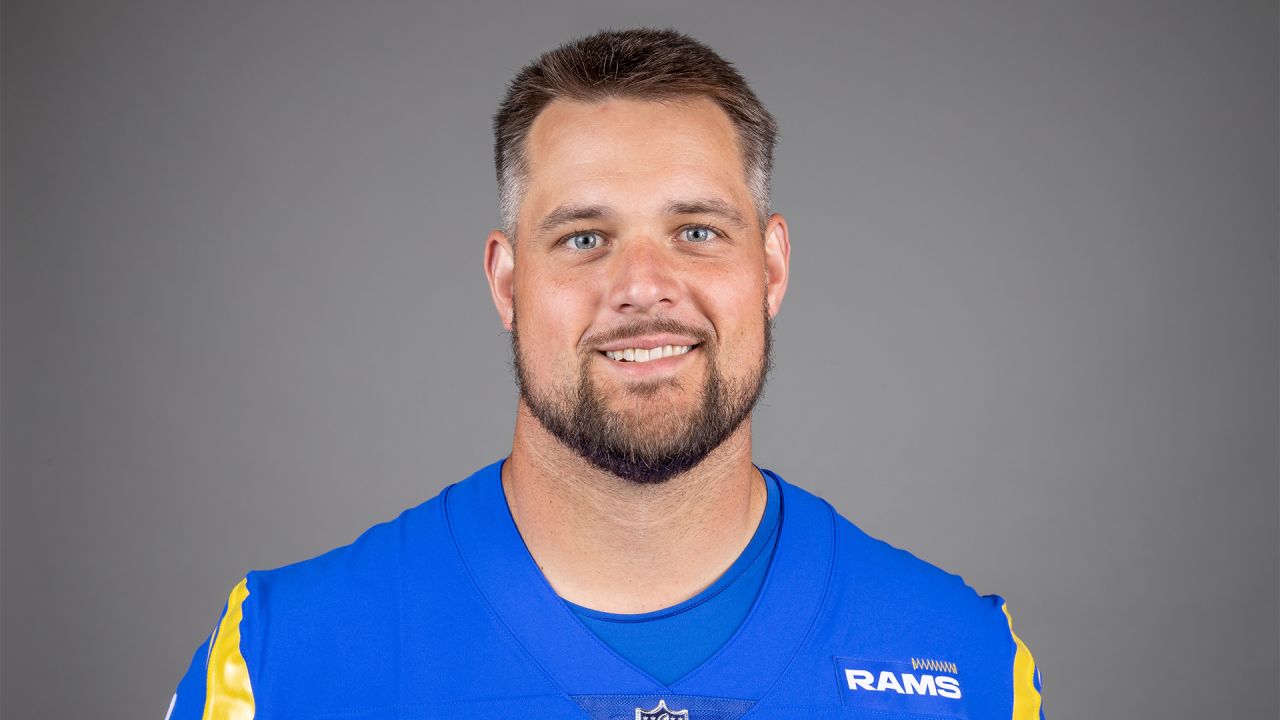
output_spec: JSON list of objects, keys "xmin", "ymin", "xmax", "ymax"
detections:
[{"xmin": 604, "ymin": 345, "xmax": 694, "ymax": 363}]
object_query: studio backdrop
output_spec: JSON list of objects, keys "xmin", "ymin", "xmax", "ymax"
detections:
[{"xmin": 3, "ymin": 2, "xmax": 1276, "ymax": 719}]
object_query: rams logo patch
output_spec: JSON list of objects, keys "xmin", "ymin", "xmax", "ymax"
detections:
[{"xmin": 834, "ymin": 656, "xmax": 968, "ymax": 719}]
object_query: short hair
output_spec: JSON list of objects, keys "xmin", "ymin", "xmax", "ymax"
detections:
[{"xmin": 493, "ymin": 27, "xmax": 779, "ymax": 237}]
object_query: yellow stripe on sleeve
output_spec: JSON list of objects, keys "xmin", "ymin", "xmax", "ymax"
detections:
[
  {"xmin": 1001, "ymin": 602, "xmax": 1043, "ymax": 720},
  {"xmin": 202, "ymin": 577, "xmax": 256, "ymax": 720}
]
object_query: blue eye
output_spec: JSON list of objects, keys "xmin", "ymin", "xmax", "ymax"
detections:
[
  {"xmin": 566, "ymin": 231, "xmax": 602, "ymax": 250},
  {"xmin": 682, "ymin": 226, "xmax": 716, "ymax": 242}
]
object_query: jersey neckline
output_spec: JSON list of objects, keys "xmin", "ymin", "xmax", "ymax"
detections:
[
  {"xmin": 562, "ymin": 467, "xmax": 781, "ymax": 624},
  {"xmin": 442, "ymin": 458, "xmax": 836, "ymax": 698}
]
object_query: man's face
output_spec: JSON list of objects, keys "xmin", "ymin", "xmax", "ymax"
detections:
[{"xmin": 485, "ymin": 96, "xmax": 790, "ymax": 483}]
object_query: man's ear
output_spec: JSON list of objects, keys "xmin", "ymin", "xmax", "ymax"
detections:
[
  {"xmin": 763, "ymin": 213, "xmax": 791, "ymax": 318},
  {"xmin": 484, "ymin": 229, "xmax": 515, "ymax": 330}
]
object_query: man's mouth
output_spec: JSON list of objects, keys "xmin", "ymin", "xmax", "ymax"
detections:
[{"xmin": 601, "ymin": 344, "xmax": 698, "ymax": 363}]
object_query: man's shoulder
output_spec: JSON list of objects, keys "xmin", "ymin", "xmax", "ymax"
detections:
[
  {"xmin": 244, "ymin": 472, "xmax": 463, "ymax": 604},
  {"xmin": 775, "ymin": 475, "xmax": 1014, "ymax": 637},
  {"xmin": 219, "ymin": 465, "xmax": 497, "ymax": 700},
  {"xmin": 775, "ymin": 476, "xmax": 1043, "ymax": 717},
  {"xmin": 180, "ymin": 461, "xmax": 526, "ymax": 716},
  {"xmin": 236, "ymin": 459, "xmax": 509, "ymax": 621}
]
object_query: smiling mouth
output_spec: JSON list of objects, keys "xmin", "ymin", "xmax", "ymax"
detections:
[{"xmin": 600, "ymin": 344, "xmax": 699, "ymax": 363}]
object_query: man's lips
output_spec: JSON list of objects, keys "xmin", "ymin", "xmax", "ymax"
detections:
[
  {"xmin": 598, "ymin": 344, "xmax": 699, "ymax": 365},
  {"xmin": 594, "ymin": 334, "xmax": 704, "ymax": 353}
]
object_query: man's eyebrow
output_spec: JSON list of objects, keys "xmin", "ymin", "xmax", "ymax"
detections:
[
  {"xmin": 536, "ymin": 204, "xmax": 615, "ymax": 235},
  {"xmin": 664, "ymin": 198, "xmax": 750, "ymax": 229},
  {"xmin": 534, "ymin": 198, "xmax": 751, "ymax": 236}
]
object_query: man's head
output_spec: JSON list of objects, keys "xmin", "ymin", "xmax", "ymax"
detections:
[
  {"xmin": 492, "ymin": 28, "xmax": 779, "ymax": 238},
  {"xmin": 483, "ymin": 28, "xmax": 790, "ymax": 484}
]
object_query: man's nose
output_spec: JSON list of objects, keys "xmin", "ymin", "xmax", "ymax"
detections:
[{"xmin": 607, "ymin": 236, "xmax": 681, "ymax": 314}]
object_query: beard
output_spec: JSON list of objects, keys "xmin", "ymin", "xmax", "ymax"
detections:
[{"xmin": 511, "ymin": 304, "xmax": 774, "ymax": 485}]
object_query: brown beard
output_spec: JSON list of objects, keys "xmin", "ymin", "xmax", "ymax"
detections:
[{"xmin": 510, "ymin": 304, "xmax": 773, "ymax": 484}]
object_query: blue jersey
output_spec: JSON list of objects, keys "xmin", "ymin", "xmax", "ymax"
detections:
[{"xmin": 168, "ymin": 459, "xmax": 1044, "ymax": 720}]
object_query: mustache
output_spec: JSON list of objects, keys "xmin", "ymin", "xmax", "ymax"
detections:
[{"xmin": 581, "ymin": 316, "xmax": 715, "ymax": 351}]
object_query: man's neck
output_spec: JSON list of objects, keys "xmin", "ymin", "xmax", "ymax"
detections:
[{"xmin": 502, "ymin": 403, "xmax": 767, "ymax": 614}]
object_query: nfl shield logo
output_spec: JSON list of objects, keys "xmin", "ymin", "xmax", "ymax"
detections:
[{"xmin": 635, "ymin": 699, "xmax": 689, "ymax": 720}]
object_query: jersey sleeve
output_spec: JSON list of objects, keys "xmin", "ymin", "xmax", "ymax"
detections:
[
  {"xmin": 995, "ymin": 597, "xmax": 1045, "ymax": 720},
  {"xmin": 166, "ymin": 576, "xmax": 259, "ymax": 720}
]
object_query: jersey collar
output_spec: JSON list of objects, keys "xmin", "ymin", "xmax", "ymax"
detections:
[{"xmin": 443, "ymin": 458, "xmax": 836, "ymax": 699}]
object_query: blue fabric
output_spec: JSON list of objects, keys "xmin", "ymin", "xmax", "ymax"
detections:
[
  {"xmin": 168, "ymin": 458, "xmax": 1044, "ymax": 720},
  {"xmin": 563, "ymin": 469, "xmax": 781, "ymax": 685}
]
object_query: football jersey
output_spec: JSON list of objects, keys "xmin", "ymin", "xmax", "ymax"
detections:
[{"xmin": 167, "ymin": 458, "xmax": 1045, "ymax": 720}]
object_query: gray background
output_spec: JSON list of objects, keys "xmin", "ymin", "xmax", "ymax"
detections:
[{"xmin": 3, "ymin": 1, "xmax": 1276, "ymax": 718}]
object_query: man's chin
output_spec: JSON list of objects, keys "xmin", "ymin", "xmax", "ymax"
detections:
[
  {"xmin": 596, "ymin": 389, "xmax": 703, "ymax": 425},
  {"xmin": 602, "ymin": 419, "xmax": 699, "ymax": 449},
  {"xmin": 591, "ymin": 367, "xmax": 687, "ymax": 397}
]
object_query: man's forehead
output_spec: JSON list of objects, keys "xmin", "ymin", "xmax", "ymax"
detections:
[
  {"xmin": 527, "ymin": 95, "xmax": 741, "ymax": 162},
  {"xmin": 521, "ymin": 96, "xmax": 752, "ymax": 227}
]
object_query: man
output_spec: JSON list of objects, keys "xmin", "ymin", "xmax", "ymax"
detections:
[{"xmin": 168, "ymin": 27, "xmax": 1043, "ymax": 720}]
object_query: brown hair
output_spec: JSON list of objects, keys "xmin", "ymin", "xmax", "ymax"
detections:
[{"xmin": 492, "ymin": 27, "xmax": 779, "ymax": 235}]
